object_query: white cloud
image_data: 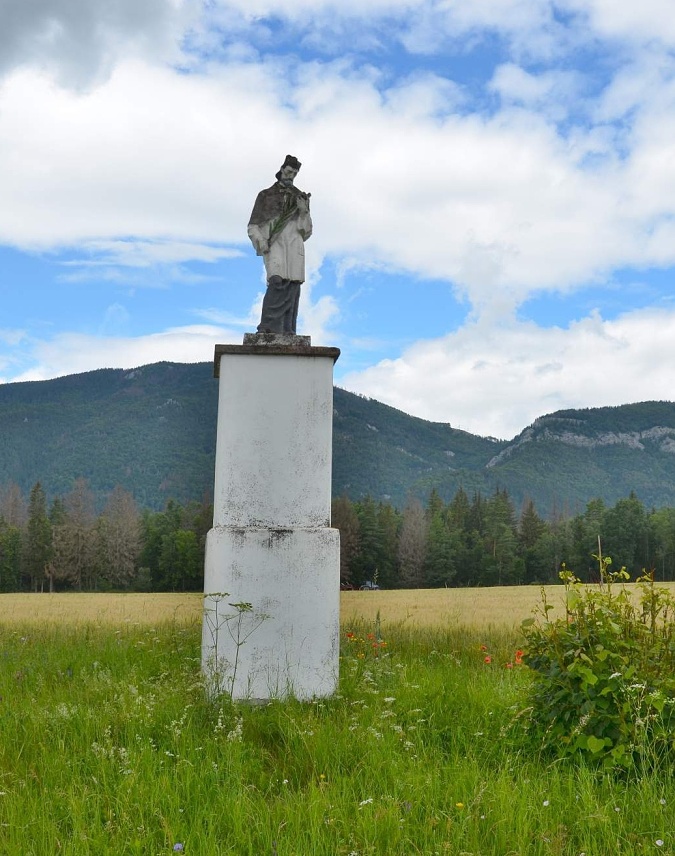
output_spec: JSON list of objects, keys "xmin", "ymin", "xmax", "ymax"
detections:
[
  {"xmin": 4, "ymin": 324, "xmax": 238, "ymax": 384},
  {"xmin": 0, "ymin": 0, "xmax": 194, "ymax": 87},
  {"xmin": 0, "ymin": 328, "xmax": 28, "ymax": 347},
  {"xmin": 3, "ymin": 53, "xmax": 675, "ymax": 315},
  {"xmin": 562, "ymin": 0, "xmax": 675, "ymax": 48},
  {"xmin": 3, "ymin": 0, "xmax": 675, "ymax": 442},
  {"xmin": 64, "ymin": 239, "xmax": 243, "ymax": 268},
  {"xmin": 339, "ymin": 306, "xmax": 675, "ymax": 439}
]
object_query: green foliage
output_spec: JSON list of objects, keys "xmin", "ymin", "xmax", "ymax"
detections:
[
  {"xmin": 22, "ymin": 482, "xmax": 52, "ymax": 591},
  {"xmin": 2, "ymin": 618, "xmax": 675, "ymax": 854},
  {"xmin": 520, "ymin": 558, "xmax": 675, "ymax": 769},
  {"xmin": 0, "ymin": 522, "xmax": 21, "ymax": 592}
]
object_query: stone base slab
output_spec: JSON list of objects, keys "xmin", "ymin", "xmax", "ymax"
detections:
[{"xmin": 243, "ymin": 332, "xmax": 311, "ymax": 347}]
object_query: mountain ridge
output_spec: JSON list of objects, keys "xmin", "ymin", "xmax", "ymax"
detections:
[{"xmin": 0, "ymin": 361, "xmax": 674, "ymax": 515}]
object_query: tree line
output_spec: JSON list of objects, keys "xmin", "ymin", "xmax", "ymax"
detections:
[
  {"xmin": 1, "ymin": 479, "xmax": 674, "ymax": 592},
  {"xmin": 0, "ymin": 479, "xmax": 210, "ymax": 593},
  {"xmin": 333, "ymin": 488, "xmax": 675, "ymax": 588}
]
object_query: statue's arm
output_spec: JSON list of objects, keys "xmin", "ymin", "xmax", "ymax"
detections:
[
  {"xmin": 247, "ymin": 222, "xmax": 269, "ymax": 256},
  {"xmin": 297, "ymin": 206, "xmax": 312, "ymax": 242}
]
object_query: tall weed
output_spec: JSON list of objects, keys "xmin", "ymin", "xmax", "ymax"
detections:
[{"xmin": 520, "ymin": 558, "xmax": 675, "ymax": 769}]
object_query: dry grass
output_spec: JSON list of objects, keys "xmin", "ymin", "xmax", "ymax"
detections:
[
  {"xmin": 341, "ymin": 585, "xmax": 570, "ymax": 629},
  {"xmin": 0, "ymin": 592, "xmax": 203, "ymax": 626},
  {"xmin": 342, "ymin": 582, "xmax": 675, "ymax": 629},
  {"xmin": 3, "ymin": 582, "xmax": 675, "ymax": 629}
]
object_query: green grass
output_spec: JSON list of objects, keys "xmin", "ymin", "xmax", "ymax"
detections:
[{"xmin": 0, "ymin": 618, "xmax": 674, "ymax": 855}]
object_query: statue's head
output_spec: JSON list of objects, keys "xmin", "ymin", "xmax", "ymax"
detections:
[{"xmin": 276, "ymin": 154, "xmax": 302, "ymax": 182}]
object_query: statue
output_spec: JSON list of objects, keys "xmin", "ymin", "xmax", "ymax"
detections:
[{"xmin": 247, "ymin": 155, "xmax": 312, "ymax": 334}]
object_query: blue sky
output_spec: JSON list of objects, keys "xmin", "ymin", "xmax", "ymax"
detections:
[{"xmin": 1, "ymin": 0, "xmax": 675, "ymax": 439}]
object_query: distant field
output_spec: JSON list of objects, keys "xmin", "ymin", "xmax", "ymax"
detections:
[
  {"xmin": 2, "ymin": 583, "xmax": 674, "ymax": 629},
  {"xmin": 0, "ymin": 585, "xmax": 593, "ymax": 628},
  {"xmin": 0, "ymin": 592, "xmax": 203, "ymax": 626}
]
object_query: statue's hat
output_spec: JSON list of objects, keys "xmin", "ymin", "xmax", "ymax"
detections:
[
  {"xmin": 276, "ymin": 154, "xmax": 302, "ymax": 179},
  {"xmin": 282, "ymin": 154, "xmax": 301, "ymax": 170}
]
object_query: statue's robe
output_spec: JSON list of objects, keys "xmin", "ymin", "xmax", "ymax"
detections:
[{"xmin": 247, "ymin": 182, "xmax": 312, "ymax": 333}]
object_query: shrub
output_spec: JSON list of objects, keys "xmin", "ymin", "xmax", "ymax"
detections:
[{"xmin": 519, "ymin": 557, "xmax": 675, "ymax": 769}]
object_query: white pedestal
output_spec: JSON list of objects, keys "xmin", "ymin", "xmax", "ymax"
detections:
[{"xmin": 202, "ymin": 338, "xmax": 341, "ymax": 701}]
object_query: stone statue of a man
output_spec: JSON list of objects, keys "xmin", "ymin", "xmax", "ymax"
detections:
[{"xmin": 247, "ymin": 154, "xmax": 312, "ymax": 335}]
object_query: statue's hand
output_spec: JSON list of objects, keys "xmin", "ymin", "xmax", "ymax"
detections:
[
  {"xmin": 296, "ymin": 196, "xmax": 309, "ymax": 215},
  {"xmin": 257, "ymin": 238, "xmax": 270, "ymax": 255}
]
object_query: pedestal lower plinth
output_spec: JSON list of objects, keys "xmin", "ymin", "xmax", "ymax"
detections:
[{"xmin": 202, "ymin": 525, "xmax": 340, "ymax": 701}]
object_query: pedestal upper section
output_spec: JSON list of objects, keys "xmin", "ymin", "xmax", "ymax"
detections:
[{"xmin": 212, "ymin": 342, "xmax": 340, "ymax": 529}]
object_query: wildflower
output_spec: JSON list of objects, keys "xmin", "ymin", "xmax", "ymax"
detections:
[
  {"xmin": 480, "ymin": 644, "xmax": 488, "ymax": 651},
  {"xmin": 504, "ymin": 662, "xmax": 513, "ymax": 669},
  {"xmin": 656, "ymin": 841, "xmax": 664, "ymax": 847},
  {"xmin": 484, "ymin": 656, "xmax": 491, "ymax": 664},
  {"xmin": 345, "ymin": 631, "xmax": 355, "ymax": 640},
  {"xmin": 660, "ymin": 799, "xmax": 666, "ymax": 806},
  {"xmin": 455, "ymin": 802, "xmax": 464, "ymax": 809},
  {"xmin": 514, "ymin": 650, "xmax": 524, "ymax": 665},
  {"xmin": 359, "ymin": 798, "xmax": 373, "ymax": 806},
  {"xmin": 543, "ymin": 800, "xmax": 550, "ymax": 807},
  {"xmin": 173, "ymin": 845, "xmax": 184, "ymax": 852}
]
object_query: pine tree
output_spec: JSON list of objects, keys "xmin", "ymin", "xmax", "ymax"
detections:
[
  {"xmin": 0, "ymin": 483, "xmax": 26, "ymax": 529},
  {"xmin": 483, "ymin": 489, "xmax": 519, "ymax": 585},
  {"xmin": 22, "ymin": 482, "xmax": 52, "ymax": 592},
  {"xmin": 331, "ymin": 496, "xmax": 361, "ymax": 587},
  {"xmin": 52, "ymin": 478, "xmax": 97, "ymax": 590},
  {"xmin": 398, "ymin": 497, "xmax": 428, "ymax": 588},
  {"xmin": 518, "ymin": 498, "xmax": 552, "ymax": 584},
  {"xmin": 97, "ymin": 486, "xmax": 141, "ymax": 589},
  {"xmin": 0, "ymin": 522, "xmax": 22, "ymax": 592}
]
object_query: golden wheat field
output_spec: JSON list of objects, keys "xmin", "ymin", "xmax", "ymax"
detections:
[{"xmin": 2, "ymin": 583, "xmax": 675, "ymax": 629}]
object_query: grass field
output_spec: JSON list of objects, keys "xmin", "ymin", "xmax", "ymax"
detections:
[
  {"xmin": 0, "ymin": 585, "xmax": 577, "ymax": 628},
  {"xmin": 3, "ymin": 582, "xmax": 674, "ymax": 628},
  {"xmin": 1, "ymin": 587, "xmax": 674, "ymax": 854}
]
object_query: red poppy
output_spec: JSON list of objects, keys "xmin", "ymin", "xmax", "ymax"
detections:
[{"xmin": 484, "ymin": 656, "xmax": 492, "ymax": 664}]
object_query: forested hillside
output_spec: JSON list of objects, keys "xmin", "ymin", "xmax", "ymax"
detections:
[
  {"xmin": 0, "ymin": 363, "xmax": 217, "ymax": 508},
  {"xmin": 0, "ymin": 361, "xmax": 674, "ymax": 515}
]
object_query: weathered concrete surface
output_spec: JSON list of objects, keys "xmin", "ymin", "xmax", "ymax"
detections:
[
  {"xmin": 212, "ymin": 349, "xmax": 339, "ymax": 529},
  {"xmin": 202, "ymin": 526, "xmax": 339, "ymax": 700},
  {"xmin": 203, "ymin": 343, "xmax": 341, "ymax": 701}
]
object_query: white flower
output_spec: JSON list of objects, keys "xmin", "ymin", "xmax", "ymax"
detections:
[
  {"xmin": 359, "ymin": 798, "xmax": 374, "ymax": 806},
  {"xmin": 656, "ymin": 840, "xmax": 664, "ymax": 847},
  {"xmin": 543, "ymin": 800, "xmax": 550, "ymax": 807}
]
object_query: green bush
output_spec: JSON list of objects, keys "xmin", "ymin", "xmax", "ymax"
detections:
[{"xmin": 520, "ymin": 558, "xmax": 675, "ymax": 769}]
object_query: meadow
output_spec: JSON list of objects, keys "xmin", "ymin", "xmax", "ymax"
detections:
[{"xmin": 0, "ymin": 588, "xmax": 674, "ymax": 855}]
